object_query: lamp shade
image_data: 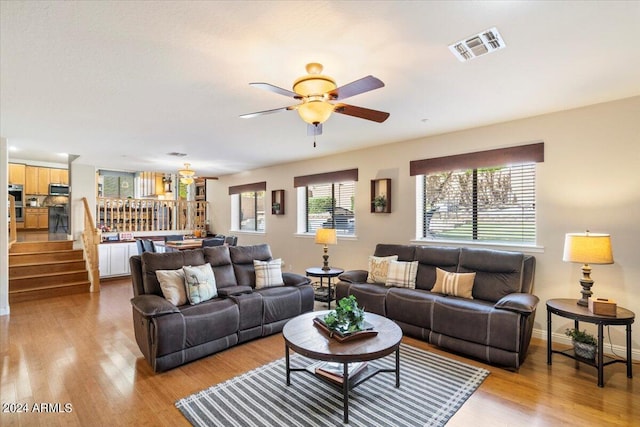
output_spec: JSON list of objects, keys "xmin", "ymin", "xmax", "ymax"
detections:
[
  {"xmin": 315, "ymin": 228, "xmax": 337, "ymax": 245},
  {"xmin": 563, "ymin": 232, "xmax": 613, "ymax": 264}
]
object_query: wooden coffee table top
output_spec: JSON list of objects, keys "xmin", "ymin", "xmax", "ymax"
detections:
[{"xmin": 283, "ymin": 310, "xmax": 402, "ymax": 363}]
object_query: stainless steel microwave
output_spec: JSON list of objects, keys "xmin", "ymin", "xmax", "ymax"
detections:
[{"xmin": 49, "ymin": 184, "xmax": 69, "ymax": 195}]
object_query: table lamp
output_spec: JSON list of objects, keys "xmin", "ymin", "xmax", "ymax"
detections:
[
  {"xmin": 315, "ymin": 228, "xmax": 337, "ymax": 271},
  {"xmin": 563, "ymin": 231, "xmax": 614, "ymax": 306}
]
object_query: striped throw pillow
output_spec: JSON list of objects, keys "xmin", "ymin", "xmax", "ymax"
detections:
[
  {"xmin": 432, "ymin": 268, "xmax": 476, "ymax": 299},
  {"xmin": 254, "ymin": 259, "xmax": 284, "ymax": 289},
  {"xmin": 385, "ymin": 260, "xmax": 418, "ymax": 289}
]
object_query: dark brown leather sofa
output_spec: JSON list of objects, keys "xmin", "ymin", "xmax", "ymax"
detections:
[
  {"xmin": 336, "ymin": 244, "xmax": 538, "ymax": 369},
  {"xmin": 130, "ymin": 244, "xmax": 314, "ymax": 372}
]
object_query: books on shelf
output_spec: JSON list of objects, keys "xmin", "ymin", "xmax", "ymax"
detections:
[{"xmin": 306, "ymin": 361, "xmax": 368, "ymax": 384}]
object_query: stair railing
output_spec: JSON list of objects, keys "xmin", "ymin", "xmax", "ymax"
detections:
[
  {"xmin": 81, "ymin": 197, "xmax": 101, "ymax": 292},
  {"xmin": 8, "ymin": 195, "xmax": 17, "ymax": 249}
]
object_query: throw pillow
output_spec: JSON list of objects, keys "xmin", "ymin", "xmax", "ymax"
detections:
[
  {"xmin": 183, "ymin": 264, "xmax": 218, "ymax": 305},
  {"xmin": 385, "ymin": 260, "xmax": 419, "ymax": 289},
  {"xmin": 432, "ymin": 267, "xmax": 476, "ymax": 299},
  {"xmin": 156, "ymin": 269, "xmax": 187, "ymax": 306},
  {"xmin": 254, "ymin": 259, "xmax": 284, "ymax": 289},
  {"xmin": 366, "ymin": 255, "xmax": 399, "ymax": 284}
]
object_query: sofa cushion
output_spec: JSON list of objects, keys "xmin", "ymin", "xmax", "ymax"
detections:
[
  {"xmin": 458, "ymin": 248, "xmax": 525, "ymax": 302},
  {"xmin": 385, "ymin": 287, "xmax": 441, "ymax": 329},
  {"xmin": 142, "ymin": 250, "xmax": 205, "ymax": 296},
  {"xmin": 256, "ymin": 286, "xmax": 301, "ymax": 324},
  {"xmin": 373, "ymin": 244, "xmax": 416, "ymax": 261},
  {"xmin": 254, "ymin": 259, "xmax": 284, "ymax": 288},
  {"xmin": 367, "ymin": 255, "xmax": 398, "ymax": 284},
  {"xmin": 203, "ymin": 246, "xmax": 238, "ymax": 289},
  {"xmin": 183, "ymin": 264, "xmax": 218, "ymax": 305},
  {"xmin": 414, "ymin": 246, "xmax": 461, "ymax": 291},
  {"xmin": 432, "ymin": 268, "xmax": 476, "ymax": 299},
  {"xmin": 343, "ymin": 283, "xmax": 390, "ymax": 316},
  {"xmin": 156, "ymin": 268, "xmax": 187, "ymax": 306},
  {"xmin": 385, "ymin": 260, "xmax": 418, "ymax": 288},
  {"xmin": 230, "ymin": 244, "xmax": 273, "ymax": 287}
]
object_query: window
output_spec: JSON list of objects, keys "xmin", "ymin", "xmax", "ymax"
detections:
[
  {"xmin": 294, "ymin": 169, "xmax": 358, "ymax": 236},
  {"xmin": 229, "ymin": 181, "xmax": 267, "ymax": 232},
  {"xmin": 411, "ymin": 143, "xmax": 543, "ymax": 245},
  {"xmin": 306, "ymin": 182, "xmax": 356, "ymax": 235},
  {"xmin": 239, "ymin": 191, "xmax": 265, "ymax": 232}
]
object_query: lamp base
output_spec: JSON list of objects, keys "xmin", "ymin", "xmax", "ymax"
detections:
[
  {"xmin": 322, "ymin": 247, "xmax": 330, "ymax": 271},
  {"xmin": 577, "ymin": 264, "xmax": 594, "ymax": 307}
]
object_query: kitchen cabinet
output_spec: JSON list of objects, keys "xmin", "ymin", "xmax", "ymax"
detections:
[
  {"xmin": 9, "ymin": 163, "xmax": 26, "ymax": 185},
  {"xmin": 50, "ymin": 168, "xmax": 69, "ymax": 185},
  {"xmin": 24, "ymin": 207, "xmax": 49, "ymax": 229},
  {"xmin": 98, "ymin": 242, "xmax": 138, "ymax": 277},
  {"xmin": 25, "ymin": 166, "xmax": 51, "ymax": 195}
]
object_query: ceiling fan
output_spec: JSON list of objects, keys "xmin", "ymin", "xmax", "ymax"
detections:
[{"xmin": 240, "ymin": 63, "xmax": 390, "ymax": 142}]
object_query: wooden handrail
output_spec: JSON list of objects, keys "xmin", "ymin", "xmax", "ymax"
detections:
[
  {"xmin": 8, "ymin": 195, "xmax": 17, "ymax": 249},
  {"xmin": 96, "ymin": 197, "xmax": 208, "ymax": 233},
  {"xmin": 82, "ymin": 197, "xmax": 101, "ymax": 292}
]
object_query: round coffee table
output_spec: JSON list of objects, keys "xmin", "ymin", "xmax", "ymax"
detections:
[{"xmin": 282, "ymin": 310, "xmax": 403, "ymax": 423}]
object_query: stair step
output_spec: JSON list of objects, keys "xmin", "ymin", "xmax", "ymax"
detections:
[
  {"xmin": 9, "ymin": 250, "xmax": 85, "ymax": 265},
  {"xmin": 9, "ymin": 281, "xmax": 92, "ymax": 304},
  {"xmin": 10, "ymin": 271, "xmax": 90, "ymax": 292},
  {"xmin": 9, "ymin": 240, "xmax": 74, "ymax": 254},
  {"xmin": 9, "ymin": 260, "xmax": 87, "ymax": 278}
]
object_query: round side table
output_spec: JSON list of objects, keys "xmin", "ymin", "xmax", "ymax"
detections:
[{"xmin": 306, "ymin": 267, "xmax": 344, "ymax": 309}]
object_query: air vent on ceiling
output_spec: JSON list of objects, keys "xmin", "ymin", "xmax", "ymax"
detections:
[
  {"xmin": 167, "ymin": 152, "xmax": 188, "ymax": 157},
  {"xmin": 449, "ymin": 27, "xmax": 505, "ymax": 62}
]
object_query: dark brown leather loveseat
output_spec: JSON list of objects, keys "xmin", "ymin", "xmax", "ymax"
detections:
[
  {"xmin": 336, "ymin": 244, "xmax": 538, "ymax": 369},
  {"xmin": 130, "ymin": 244, "xmax": 314, "ymax": 372}
]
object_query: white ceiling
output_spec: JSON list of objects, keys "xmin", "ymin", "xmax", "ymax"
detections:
[{"xmin": 2, "ymin": 1, "xmax": 639, "ymax": 177}]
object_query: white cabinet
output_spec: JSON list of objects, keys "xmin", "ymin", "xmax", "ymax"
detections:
[{"xmin": 99, "ymin": 242, "xmax": 138, "ymax": 277}]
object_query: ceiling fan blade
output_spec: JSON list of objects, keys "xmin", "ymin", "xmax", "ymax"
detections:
[
  {"xmin": 327, "ymin": 75, "xmax": 385, "ymax": 100},
  {"xmin": 240, "ymin": 105, "xmax": 297, "ymax": 119},
  {"xmin": 307, "ymin": 123, "xmax": 323, "ymax": 136},
  {"xmin": 334, "ymin": 103, "xmax": 390, "ymax": 123},
  {"xmin": 249, "ymin": 82, "xmax": 301, "ymax": 99}
]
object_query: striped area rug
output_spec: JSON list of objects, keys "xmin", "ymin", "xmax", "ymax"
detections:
[{"xmin": 176, "ymin": 344, "xmax": 489, "ymax": 427}]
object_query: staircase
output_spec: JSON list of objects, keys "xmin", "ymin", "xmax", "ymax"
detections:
[{"xmin": 9, "ymin": 241, "xmax": 92, "ymax": 303}]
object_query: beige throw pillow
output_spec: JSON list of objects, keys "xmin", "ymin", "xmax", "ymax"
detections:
[
  {"xmin": 156, "ymin": 269, "xmax": 187, "ymax": 306},
  {"xmin": 254, "ymin": 259, "xmax": 284, "ymax": 289},
  {"xmin": 385, "ymin": 260, "xmax": 419, "ymax": 289},
  {"xmin": 432, "ymin": 267, "xmax": 476, "ymax": 299},
  {"xmin": 367, "ymin": 255, "xmax": 398, "ymax": 284}
]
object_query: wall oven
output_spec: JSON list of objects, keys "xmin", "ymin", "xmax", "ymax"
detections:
[{"xmin": 8, "ymin": 184, "xmax": 24, "ymax": 222}]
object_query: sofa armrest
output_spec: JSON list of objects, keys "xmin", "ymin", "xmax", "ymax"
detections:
[
  {"xmin": 494, "ymin": 293, "xmax": 540, "ymax": 315},
  {"xmin": 130, "ymin": 294, "xmax": 180, "ymax": 318},
  {"xmin": 337, "ymin": 270, "xmax": 368, "ymax": 284},
  {"xmin": 218, "ymin": 286, "xmax": 253, "ymax": 297},
  {"xmin": 282, "ymin": 272, "xmax": 311, "ymax": 287}
]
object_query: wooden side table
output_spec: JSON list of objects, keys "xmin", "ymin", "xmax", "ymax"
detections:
[
  {"xmin": 306, "ymin": 267, "xmax": 344, "ymax": 309},
  {"xmin": 546, "ymin": 298, "xmax": 635, "ymax": 387}
]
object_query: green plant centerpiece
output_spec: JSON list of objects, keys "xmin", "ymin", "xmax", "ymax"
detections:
[
  {"xmin": 323, "ymin": 295, "xmax": 365, "ymax": 334},
  {"xmin": 565, "ymin": 328, "xmax": 597, "ymax": 359}
]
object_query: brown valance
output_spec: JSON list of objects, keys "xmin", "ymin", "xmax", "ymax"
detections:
[
  {"xmin": 410, "ymin": 142, "xmax": 544, "ymax": 176},
  {"xmin": 293, "ymin": 168, "xmax": 358, "ymax": 187},
  {"xmin": 228, "ymin": 181, "xmax": 266, "ymax": 195}
]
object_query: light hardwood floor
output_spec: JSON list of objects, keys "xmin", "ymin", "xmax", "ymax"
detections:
[{"xmin": 1, "ymin": 277, "xmax": 637, "ymax": 426}]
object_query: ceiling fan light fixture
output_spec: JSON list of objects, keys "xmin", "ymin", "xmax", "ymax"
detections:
[
  {"xmin": 180, "ymin": 176, "xmax": 194, "ymax": 185},
  {"xmin": 297, "ymin": 100, "xmax": 334, "ymax": 124},
  {"xmin": 178, "ymin": 162, "xmax": 196, "ymax": 185},
  {"xmin": 292, "ymin": 63, "xmax": 336, "ymax": 96}
]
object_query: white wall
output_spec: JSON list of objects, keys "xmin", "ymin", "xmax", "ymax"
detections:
[
  {"xmin": 69, "ymin": 163, "xmax": 97, "ymax": 248},
  {"xmin": 210, "ymin": 96, "xmax": 640, "ymax": 354},
  {"xmin": 1, "ymin": 138, "xmax": 9, "ymax": 315}
]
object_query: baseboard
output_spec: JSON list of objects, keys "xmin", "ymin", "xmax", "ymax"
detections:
[{"xmin": 532, "ymin": 327, "xmax": 640, "ymax": 361}]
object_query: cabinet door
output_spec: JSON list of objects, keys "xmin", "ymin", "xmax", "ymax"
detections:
[
  {"xmin": 25, "ymin": 166, "xmax": 38, "ymax": 194},
  {"xmin": 98, "ymin": 245, "xmax": 110, "ymax": 277},
  {"xmin": 9, "ymin": 163, "xmax": 26, "ymax": 185},
  {"xmin": 24, "ymin": 209, "xmax": 38, "ymax": 229},
  {"xmin": 50, "ymin": 168, "xmax": 69, "ymax": 185},
  {"xmin": 110, "ymin": 245, "xmax": 129, "ymax": 276},
  {"xmin": 37, "ymin": 210, "xmax": 49, "ymax": 229},
  {"xmin": 38, "ymin": 167, "xmax": 50, "ymax": 195},
  {"xmin": 61, "ymin": 169, "xmax": 69, "ymax": 185}
]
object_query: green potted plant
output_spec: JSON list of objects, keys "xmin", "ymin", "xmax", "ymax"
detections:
[
  {"xmin": 323, "ymin": 295, "xmax": 365, "ymax": 334},
  {"xmin": 373, "ymin": 195, "xmax": 387, "ymax": 212},
  {"xmin": 565, "ymin": 328, "xmax": 597, "ymax": 359}
]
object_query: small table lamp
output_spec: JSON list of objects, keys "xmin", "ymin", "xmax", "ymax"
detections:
[
  {"xmin": 563, "ymin": 231, "xmax": 614, "ymax": 306},
  {"xmin": 315, "ymin": 228, "xmax": 338, "ymax": 271}
]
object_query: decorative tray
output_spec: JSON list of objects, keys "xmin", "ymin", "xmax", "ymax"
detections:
[{"xmin": 313, "ymin": 317, "xmax": 378, "ymax": 343}]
